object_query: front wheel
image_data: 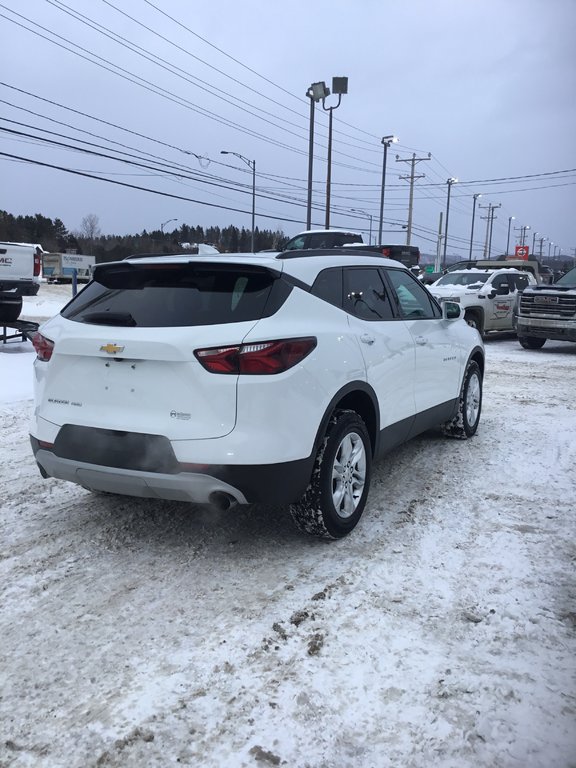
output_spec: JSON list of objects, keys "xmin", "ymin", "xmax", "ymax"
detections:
[
  {"xmin": 464, "ymin": 310, "xmax": 483, "ymax": 335},
  {"xmin": 289, "ymin": 409, "xmax": 372, "ymax": 539},
  {"xmin": 518, "ymin": 335, "xmax": 546, "ymax": 350},
  {"xmin": 441, "ymin": 360, "xmax": 482, "ymax": 439}
]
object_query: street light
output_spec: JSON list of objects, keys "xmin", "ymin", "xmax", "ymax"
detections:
[
  {"xmin": 531, "ymin": 231, "xmax": 539, "ymax": 256},
  {"xmin": 305, "ymin": 81, "xmax": 330, "ymax": 230},
  {"xmin": 351, "ymin": 208, "xmax": 373, "ymax": 245},
  {"xmin": 442, "ymin": 177, "xmax": 458, "ymax": 267},
  {"xmin": 468, "ymin": 193, "xmax": 482, "ymax": 261},
  {"xmin": 548, "ymin": 241, "xmax": 553, "ymax": 258},
  {"xmin": 160, "ymin": 218, "xmax": 177, "ymax": 234},
  {"xmin": 378, "ymin": 135, "xmax": 399, "ymax": 243},
  {"xmin": 221, "ymin": 151, "xmax": 256, "ymax": 252},
  {"xmin": 322, "ymin": 76, "xmax": 348, "ymax": 230},
  {"xmin": 506, "ymin": 215, "xmax": 515, "ymax": 256}
]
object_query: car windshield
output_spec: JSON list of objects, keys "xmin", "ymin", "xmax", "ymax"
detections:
[
  {"xmin": 436, "ymin": 273, "xmax": 490, "ymax": 287},
  {"xmin": 556, "ymin": 267, "xmax": 576, "ymax": 287}
]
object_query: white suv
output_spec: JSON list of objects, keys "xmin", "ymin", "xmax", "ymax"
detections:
[{"xmin": 30, "ymin": 250, "xmax": 484, "ymax": 539}]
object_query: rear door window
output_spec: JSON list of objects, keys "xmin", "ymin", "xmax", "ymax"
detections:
[
  {"xmin": 343, "ymin": 268, "xmax": 394, "ymax": 321},
  {"xmin": 61, "ymin": 263, "xmax": 289, "ymax": 327}
]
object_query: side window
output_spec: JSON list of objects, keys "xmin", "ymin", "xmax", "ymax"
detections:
[
  {"xmin": 492, "ymin": 275, "xmax": 511, "ymax": 292},
  {"xmin": 331, "ymin": 233, "xmax": 361, "ymax": 246},
  {"xmin": 307, "ymin": 233, "xmax": 329, "ymax": 248},
  {"xmin": 343, "ymin": 268, "xmax": 394, "ymax": 321},
  {"xmin": 385, "ymin": 268, "xmax": 441, "ymax": 320},
  {"xmin": 286, "ymin": 235, "xmax": 306, "ymax": 251},
  {"xmin": 311, "ymin": 268, "xmax": 343, "ymax": 308},
  {"xmin": 513, "ymin": 274, "xmax": 529, "ymax": 291}
]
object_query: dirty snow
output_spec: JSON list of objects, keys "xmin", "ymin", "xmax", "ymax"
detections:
[{"xmin": 1, "ymin": 285, "xmax": 575, "ymax": 768}]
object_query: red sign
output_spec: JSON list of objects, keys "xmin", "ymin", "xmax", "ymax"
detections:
[{"xmin": 515, "ymin": 245, "xmax": 530, "ymax": 260}]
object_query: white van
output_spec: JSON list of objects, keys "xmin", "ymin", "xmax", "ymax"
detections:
[{"xmin": 0, "ymin": 242, "xmax": 44, "ymax": 323}]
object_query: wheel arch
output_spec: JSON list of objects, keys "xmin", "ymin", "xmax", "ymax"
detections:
[
  {"xmin": 313, "ymin": 382, "xmax": 379, "ymax": 459},
  {"xmin": 468, "ymin": 345, "xmax": 485, "ymax": 379},
  {"xmin": 464, "ymin": 305, "xmax": 484, "ymax": 328}
]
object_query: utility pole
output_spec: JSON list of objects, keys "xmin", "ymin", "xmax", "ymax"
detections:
[
  {"xmin": 479, "ymin": 203, "xmax": 501, "ymax": 259},
  {"xmin": 536, "ymin": 236, "xmax": 547, "ymax": 258},
  {"xmin": 396, "ymin": 152, "xmax": 431, "ymax": 245},
  {"xmin": 435, "ymin": 211, "xmax": 444, "ymax": 273}
]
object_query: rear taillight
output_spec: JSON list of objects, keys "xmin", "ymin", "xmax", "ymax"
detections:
[
  {"xmin": 34, "ymin": 249, "xmax": 42, "ymax": 277},
  {"xmin": 32, "ymin": 332, "xmax": 55, "ymax": 362},
  {"xmin": 381, "ymin": 247, "xmax": 391, "ymax": 257},
  {"xmin": 195, "ymin": 337, "xmax": 317, "ymax": 375}
]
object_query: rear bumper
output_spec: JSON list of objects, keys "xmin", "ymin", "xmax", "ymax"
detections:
[
  {"xmin": 0, "ymin": 281, "xmax": 40, "ymax": 297},
  {"xmin": 30, "ymin": 436, "xmax": 314, "ymax": 506}
]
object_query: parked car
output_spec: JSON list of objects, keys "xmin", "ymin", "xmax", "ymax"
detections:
[
  {"xmin": 30, "ymin": 249, "xmax": 484, "ymax": 539},
  {"xmin": 429, "ymin": 268, "xmax": 536, "ymax": 335},
  {"xmin": 283, "ymin": 229, "xmax": 363, "ymax": 250}
]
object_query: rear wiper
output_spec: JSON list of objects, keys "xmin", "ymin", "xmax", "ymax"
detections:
[{"xmin": 81, "ymin": 311, "xmax": 136, "ymax": 326}]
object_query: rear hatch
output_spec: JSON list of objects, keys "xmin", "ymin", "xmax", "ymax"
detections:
[{"xmin": 36, "ymin": 258, "xmax": 289, "ymax": 439}]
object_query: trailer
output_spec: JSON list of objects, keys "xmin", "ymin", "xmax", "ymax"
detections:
[{"xmin": 42, "ymin": 253, "xmax": 95, "ymax": 283}]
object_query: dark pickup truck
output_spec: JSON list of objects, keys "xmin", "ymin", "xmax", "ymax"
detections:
[{"xmin": 282, "ymin": 230, "xmax": 420, "ymax": 269}]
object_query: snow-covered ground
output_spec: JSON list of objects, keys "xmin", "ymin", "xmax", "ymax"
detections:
[{"xmin": 1, "ymin": 285, "xmax": 575, "ymax": 768}]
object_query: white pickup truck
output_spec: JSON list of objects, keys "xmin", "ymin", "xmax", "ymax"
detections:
[
  {"xmin": 0, "ymin": 241, "xmax": 44, "ymax": 323},
  {"xmin": 429, "ymin": 267, "xmax": 536, "ymax": 335}
]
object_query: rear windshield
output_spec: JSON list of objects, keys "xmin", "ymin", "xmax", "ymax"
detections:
[{"xmin": 61, "ymin": 262, "xmax": 289, "ymax": 327}]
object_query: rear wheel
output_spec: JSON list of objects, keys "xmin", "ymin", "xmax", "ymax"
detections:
[
  {"xmin": 0, "ymin": 298, "xmax": 23, "ymax": 323},
  {"xmin": 289, "ymin": 409, "xmax": 372, "ymax": 539},
  {"xmin": 518, "ymin": 335, "xmax": 546, "ymax": 349},
  {"xmin": 442, "ymin": 360, "xmax": 482, "ymax": 439}
]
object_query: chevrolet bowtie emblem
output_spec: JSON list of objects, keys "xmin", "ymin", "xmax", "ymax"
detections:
[{"xmin": 100, "ymin": 343, "xmax": 124, "ymax": 355}]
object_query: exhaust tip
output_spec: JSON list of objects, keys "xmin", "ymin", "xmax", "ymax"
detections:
[{"xmin": 209, "ymin": 491, "xmax": 237, "ymax": 512}]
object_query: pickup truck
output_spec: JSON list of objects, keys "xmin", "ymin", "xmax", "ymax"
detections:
[
  {"xmin": 0, "ymin": 241, "xmax": 43, "ymax": 323},
  {"xmin": 516, "ymin": 266, "xmax": 576, "ymax": 348},
  {"xmin": 429, "ymin": 267, "xmax": 536, "ymax": 335},
  {"xmin": 283, "ymin": 229, "xmax": 420, "ymax": 268}
]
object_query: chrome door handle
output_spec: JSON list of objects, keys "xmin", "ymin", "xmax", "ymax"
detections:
[
  {"xmin": 415, "ymin": 335, "xmax": 427, "ymax": 345},
  {"xmin": 360, "ymin": 334, "xmax": 375, "ymax": 345}
]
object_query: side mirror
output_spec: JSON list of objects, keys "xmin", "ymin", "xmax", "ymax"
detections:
[{"xmin": 442, "ymin": 301, "xmax": 462, "ymax": 320}]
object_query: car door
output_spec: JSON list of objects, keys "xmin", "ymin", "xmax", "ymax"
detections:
[
  {"xmin": 342, "ymin": 267, "xmax": 416, "ymax": 434},
  {"xmin": 486, "ymin": 274, "xmax": 516, "ymax": 329},
  {"xmin": 384, "ymin": 267, "xmax": 462, "ymax": 414}
]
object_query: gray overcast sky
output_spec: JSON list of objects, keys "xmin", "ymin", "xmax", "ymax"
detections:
[{"xmin": 1, "ymin": 0, "xmax": 575, "ymax": 259}]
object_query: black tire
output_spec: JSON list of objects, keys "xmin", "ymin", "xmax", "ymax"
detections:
[
  {"xmin": 0, "ymin": 298, "xmax": 23, "ymax": 323},
  {"xmin": 464, "ymin": 310, "xmax": 483, "ymax": 334},
  {"xmin": 289, "ymin": 409, "xmax": 372, "ymax": 539},
  {"xmin": 518, "ymin": 335, "xmax": 546, "ymax": 350},
  {"xmin": 441, "ymin": 360, "xmax": 482, "ymax": 439}
]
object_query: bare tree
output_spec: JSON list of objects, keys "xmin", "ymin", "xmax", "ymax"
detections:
[{"xmin": 80, "ymin": 213, "xmax": 101, "ymax": 254}]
